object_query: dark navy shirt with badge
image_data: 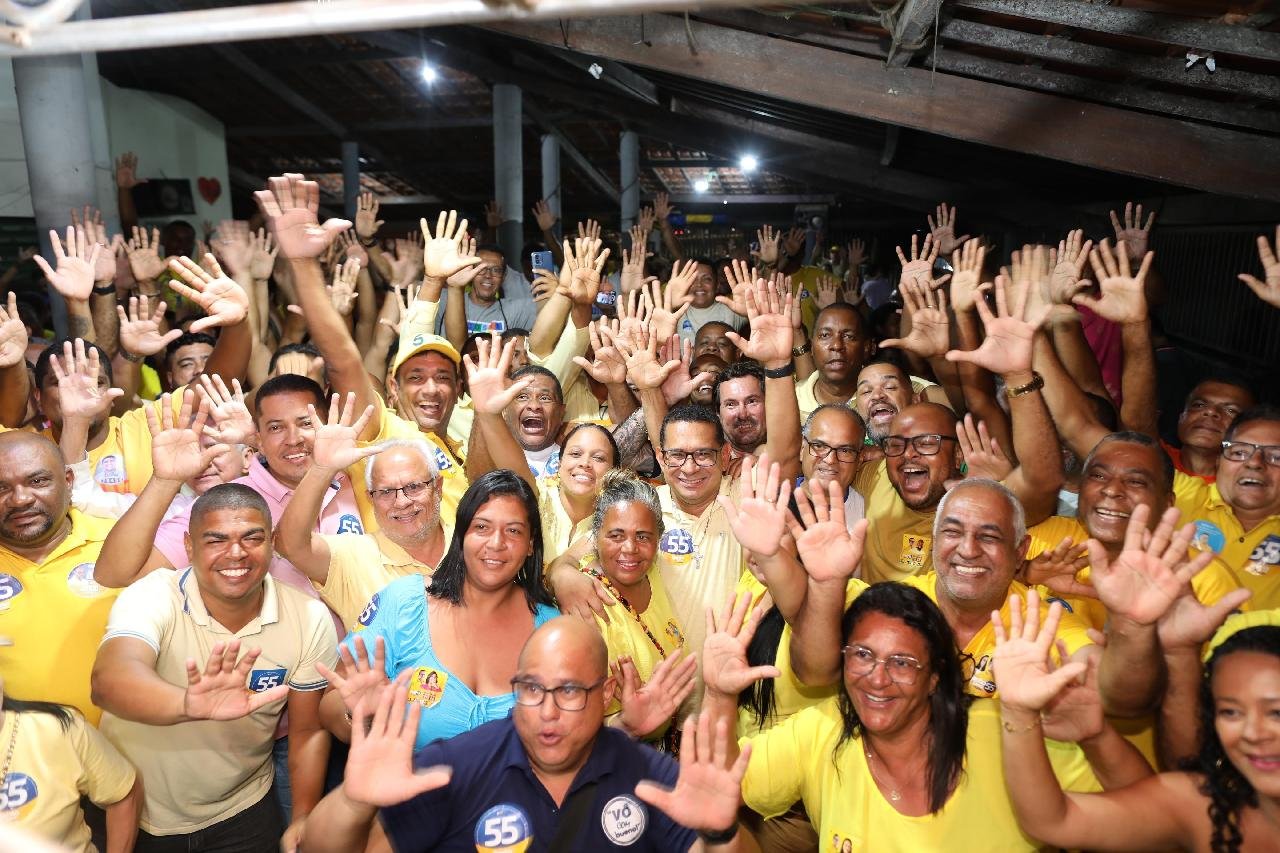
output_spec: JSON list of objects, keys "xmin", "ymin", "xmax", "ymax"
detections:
[{"xmin": 380, "ymin": 717, "xmax": 696, "ymax": 852}]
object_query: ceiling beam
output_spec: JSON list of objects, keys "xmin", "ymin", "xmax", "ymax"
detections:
[
  {"xmin": 227, "ymin": 116, "xmax": 533, "ymax": 138},
  {"xmin": 483, "ymin": 15, "xmax": 1280, "ymax": 201},
  {"xmin": 667, "ymin": 193, "xmax": 837, "ymax": 204},
  {"xmin": 527, "ymin": 103, "xmax": 622, "ymax": 204},
  {"xmin": 951, "ymin": 0, "xmax": 1280, "ymax": 61}
]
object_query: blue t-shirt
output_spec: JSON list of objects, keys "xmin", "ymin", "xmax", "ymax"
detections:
[
  {"xmin": 380, "ymin": 717, "xmax": 697, "ymax": 852},
  {"xmin": 344, "ymin": 575, "xmax": 560, "ymax": 751}
]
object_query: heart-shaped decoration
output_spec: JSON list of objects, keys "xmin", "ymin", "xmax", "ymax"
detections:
[{"xmin": 197, "ymin": 176, "xmax": 221, "ymax": 204}]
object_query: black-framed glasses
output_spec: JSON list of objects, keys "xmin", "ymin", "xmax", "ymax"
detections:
[
  {"xmin": 806, "ymin": 439, "xmax": 859, "ymax": 463},
  {"xmin": 368, "ymin": 479, "xmax": 436, "ymax": 503},
  {"xmin": 660, "ymin": 448, "xmax": 720, "ymax": 468},
  {"xmin": 474, "ymin": 265, "xmax": 506, "ymax": 278},
  {"xmin": 1222, "ymin": 441, "xmax": 1280, "ymax": 468},
  {"xmin": 511, "ymin": 678, "xmax": 605, "ymax": 711},
  {"xmin": 842, "ymin": 645, "xmax": 925, "ymax": 685},
  {"xmin": 881, "ymin": 434, "xmax": 957, "ymax": 458}
]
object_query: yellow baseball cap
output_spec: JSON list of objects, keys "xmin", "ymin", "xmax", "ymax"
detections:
[
  {"xmin": 391, "ymin": 332, "xmax": 461, "ymax": 377},
  {"xmin": 1204, "ymin": 608, "xmax": 1280, "ymax": 661}
]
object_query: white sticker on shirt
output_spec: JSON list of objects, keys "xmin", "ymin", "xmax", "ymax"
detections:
[{"xmin": 601, "ymin": 795, "xmax": 646, "ymax": 846}]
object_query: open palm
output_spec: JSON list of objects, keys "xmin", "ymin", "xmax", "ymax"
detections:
[
  {"xmin": 635, "ymin": 713, "xmax": 749, "ymax": 834},
  {"xmin": 0, "ymin": 294, "xmax": 28, "ymax": 368},
  {"xmin": 344, "ymin": 678, "xmax": 452, "ymax": 807}
]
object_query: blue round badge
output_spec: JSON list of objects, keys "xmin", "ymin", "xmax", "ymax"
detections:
[
  {"xmin": 659, "ymin": 529, "xmax": 695, "ymax": 556},
  {"xmin": 0, "ymin": 573, "xmax": 23, "ymax": 604},
  {"xmin": 0, "ymin": 773, "xmax": 38, "ymax": 816},
  {"xmin": 336, "ymin": 514, "xmax": 364, "ymax": 535},
  {"xmin": 474, "ymin": 803, "xmax": 533, "ymax": 852},
  {"xmin": 1192, "ymin": 520, "xmax": 1226, "ymax": 555}
]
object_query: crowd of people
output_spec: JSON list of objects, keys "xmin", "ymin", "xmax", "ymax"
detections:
[{"xmin": 0, "ymin": 151, "xmax": 1278, "ymax": 852}]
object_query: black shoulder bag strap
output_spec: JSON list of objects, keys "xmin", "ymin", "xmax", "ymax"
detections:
[{"xmin": 546, "ymin": 780, "xmax": 599, "ymax": 851}]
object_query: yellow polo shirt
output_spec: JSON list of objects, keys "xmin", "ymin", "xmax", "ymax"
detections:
[
  {"xmin": 742, "ymin": 698, "xmax": 1099, "ymax": 851},
  {"xmin": 538, "ymin": 476, "xmax": 594, "ymax": 567},
  {"xmin": 597, "ymin": 569, "xmax": 685, "ymax": 729},
  {"xmin": 794, "ymin": 373, "xmax": 938, "ymax": 422},
  {"xmin": 0, "ymin": 510, "xmax": 118, "ymax": 724},
  {"xmin": 734, "ymin": 573, "xmax": 868, "ymax": 739},
  {"xmin": 1174, "ymin": 473, "xmax": 1280, "ymax": 611},
  {"xmin": 1027, "ymin": 515, "xmax": 1248, "ymax": 630},
  {"xmin": 655, "ymin": 480, "xmax": 747, "ymax": 664},
  {"xmin": 902, "ymin": 572, "xmax": 1094, "ymax": 699},
  {"xmin": 854, "ymin": 460, "xmax": 936, "ymax": 583},
  {"xmin": 355, "ymin": 407, "xmax": 468, "ymax": 536},
  {"xmin": 317, "ymin": 527, "xmax": 450, "ymax": 631},
  {"xmin": 0, "ymin": 709, "xmax": 135, "ymax": 851},
  {"xmin": 98, "ymin": 568, "xmax": 338, "ymax": 835}
]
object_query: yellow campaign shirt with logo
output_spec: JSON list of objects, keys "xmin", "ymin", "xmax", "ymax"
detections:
[
  {"xmin": 98, "ymin": 568, "xmax": 337, "ymax": 835},
  {"xmin": 317, "ymin": 526, "xmax": 450, "ymax": 631},
  {"xmin": 0, "ymin": 510, "xmax": 118, "ymax": 724},
  {"xmin": 741, "ymin": 697, "xmax": 1100, "ymax": 852},
  {"xmin": 0, "ymin": 709, "xmax": 136, "ymax": 851},
  {"xmin": 902, "ymin": 572, "xmax": 1094, "ymax": 699},
  {"xmin": 1174, "ymin": 473, "xmax": 1280, "ymax": 611},
  {"xmin": 734, "ymin": 573, "xmax": 869, "ymax": 739},
  {"xmin": 854, "ymin": 460, "xmax": 936, "ymax": 583},
  {"xmin": 596, "ymin": 568, "xmax": 686, "ymax": 730}
]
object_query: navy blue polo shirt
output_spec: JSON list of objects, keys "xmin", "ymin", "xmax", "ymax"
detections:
[{"xmin": 380, "ymin": 717, "xmax": 697, "ymax": 852}]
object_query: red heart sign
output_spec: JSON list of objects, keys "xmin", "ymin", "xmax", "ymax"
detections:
[{"xmin": 197, "ymin": 176, "xmax": 221, "ymax": 204}]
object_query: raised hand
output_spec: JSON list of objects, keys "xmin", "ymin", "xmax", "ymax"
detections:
[
  {"xmin": 945, "ymin": 274, "xmax": 1048, "ymax": 376},
  {"xmin": 446, "ymin": 236, "xmax": 482, "ymax": 290},
  {"xmin": 167, "ymin": 255, "xmax": 249, "ymax": 332},
  {"xmin": 956, "ymin": 413, "xmax": 1013, "ymax": 482},
  {"xmin": 658, "ymin": 335, "xmax": 712, "ymax": 407},
  {"xmin": 1237, "ymin": 225, "xmax": 1280, "ymax": 309},
  {"xmin": 652, "ymin": 192, "xmax": 673, "ymax": 222},
  {"xmin": 620, "ymin": 243, "xmax": 650, "ymax": 296},
  {"xmin": 753, "ymin": 225, "xmax": 781, "ymax": 266},
  {"xmin": 1086, "ymin": 504, "xmax": 1218, "ymax": 627},
  {"xmin": 419, "ymin": 210, "xmax": 481, "ymax": 281},
  {"xmin": 847, "ymin": 237, "xmax": 867, "ymax": 270},
  {"xmin": 563, "ymin": 236, "xmax": 609, "ymax": 307},
  {"xmin": 928, "ymin": 202, "xmax": 970, "ymax": 256},
  {"xmin": 781, "ymin": 226, "xmax": 805, "ymax": 260},
  {"xmin": 253, "ymin": 172, "xmax": 352, "ymax": 259},
  {"xmin": 991, "ymin": 589, "xmax": 1088, "ymax": 714},
  {"xmin": 577, "ymin": 218, "xmax": 601, "ymax": 243},
  {"xmin": 34, "ymin": 226, "xmax": 99, "ymax": 302},
  {"xmin": 617, "ymin": 323, "xmax": 680, "ymax": 392},
  {"xmin": 701, "ymin": 591, "xmax": 781, "ymax": 698},
  {"xmin": 463, "ymin": 334, "xmax": 535, "ymax": 415},
  {"xmin": 718, "ymin": 452, "xmax": 792, "ymax": 559},
  {"xmin": 249, "ymin": 228, "xmax": 278, "ymax": 280},
  {"xmin": 786, "ymin": 479, "xmax": 868, "ymax": 582},
  {"xmin": 896, "ymin": 233, "xmax": 939, "ymax": 292},
  {"xmin": 117, "ymin": 295, "xmax": 182, "ymax": 357},
  {"xmin": 645, "ymin": 278, "xmax": 690, "ymax": 342},
  {"xmin": 1022, "ymin": 536, "xmax": 1097, "ymax": 600},
  {"xmin": 115, "ymin": 151, "xmax": 146, "ymax": 189},
  {"xmin": 0, "ymin": 292, "xmax": 29, "ymax": 368},
  {"xmin": 343, "ymin": 674, "xmax": 452, "ymax": 807},
  {"xmin": 614, "ymin": 651, "xmax": 698, "ymax": 738},
  {"xmin": 316, "ymin": 634, "xmax": 391, "ymax": 717},
  {"xmin": 615, "ymin": 288, "xmax": 651, "ymax": 345},
  {"xmin": 814, "ymin": 273, "xmax": 841, "ymax": 309},
  {"xmin": 338, "ymin": 230, "xmax": 369, "ymax": 266},
  {"xmin": 1051, "ymin": 229, "xmax": 1093, "ymax": 306},
  {"xmin": 212, "ymin": 220, "xmax": 253, "ymax": 276},
  {"xmin": 665, "ymin": 259, "xmax": 699, "ymax": 308},
  {"xmin": 49, "ymin": 339, "xmax": 123, "ymax": 422},
  {"xmin": 531, "ymin": 199, "xmax": 557, "ymax": 232},
  {"xmin": 484, "ymin": 199, "xmax": 503, "ymax": 229},
  {"xmin": 355, "ymin": 191, "xmax": 385, "ymax": 242},
  {"xmin": 196, "ymin": 374, "xmax": 257, "ymax": 446},
  {"xmin": 1110, "ymin": 201, "xmax": 1155, "ymax": 259},
  {"xmin": 725, "ymin": 277, "xmax": 794, "ymax": 367},
  {"xmin": 145, "ymin": 390, "xmax": 230, "ymax": 484},
  {"xmin": 572, "ymin": 320, "xmax": 628, "ymax": 386},
  {"xmin": 83, "ymin": 217, "xmax": 121, "ymax": 284},
  {"xmin": 328, "ymin": 258, "xmax": 360, "ymax": 316},
  {"xmin": 309, "ymin": 393, "xmax": 379, "ymax": 472},
  {"xmin": 636, "ymin": 711, "xmax": 751, "ymax": 835},
  {"xmin": 1039, "ymin": 650, "xmax": 1104, "ymax": 744},
  {"xmin": 183, "ymin": 639, "xmax": 289, "ymax": 721},
  {"xmin": 1008, "ymin": 243, "xmax": 1054, "ymax": 321},
  {"xmin": 881, "ymin": 280, "xmax": 949, "ymax": 359},
  {"xmin": 125, "ymin": 226, "xmax": 166, "ymax": 283},
  {"xmin": 949, "ymin": 238, "xmax": 987, "ymax": 314},
  {"xmin": 1157, "ymin": 582, "xmax": 1252, "ymax": 653},
  {"xmin": 1073, "ymin": 239, "xmax": 1152, "ymax": 325}
]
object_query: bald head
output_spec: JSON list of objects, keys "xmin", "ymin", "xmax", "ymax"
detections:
[
  {"xmin": 519, "ymin": 616, "xmax": 608, "ymax": 681},
  {"xmin": 0, "ymin": 430, "xmax": 62, "ymax": 460},
  {"xmin": 0, "ymin": 431, "xmax": 72, "ymax": 548}
]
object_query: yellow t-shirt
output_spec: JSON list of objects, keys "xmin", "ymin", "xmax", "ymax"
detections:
[
  {"xmin": 1174, "ymin": 473, "xmax": 1280, "ymax": 611},
  {"xmin": 742, "ymin": 697, "xmax": 1099, "ymax": 852},
  {"xmin": 0, "ymin": 709, "xmax": 135, "ymax": 851},
  {"xmin": 734, "ymin": 573, "xmax": 868, "ymax": 739},
  {"xmin": 355, "ymin": 407, "xmax": 468, "ymax": 536},
  {"xmin": 0, "ymin": 511, "xmax": 118, "ymax": 724},
  {"xmin": 854, "ymin": 460, "xmax": 936, "ymax": 583},
  {"xmin": 317, "ymin": 528, "xmax": 449, "ymax": 631},
  {"xmin": 795, "ymin": 370, "xmax": 939, "ymax": 422},
  {"xmin": 596, "ymin": 568, "xmax": 685, "ymax": 725},
  {"xmin": 1026, "ymin": 515, "xmax": 1248, "ymax": 630},
  {"xmin": 537, "ymin": 477, "xmax": 594, "ymax": 567},
  {"xmin": 138, "ymin": 363, "xmax": 162, "ymax": 402},
  {"xmin": 903, "ymin": 572, "xmax": 1095, "ymax": 699},
  {"xmin": 99, "ymin": 569, "xmax": 338, "ymax": 835}
]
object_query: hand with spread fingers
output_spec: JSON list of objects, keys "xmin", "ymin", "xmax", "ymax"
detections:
[
  {"xmin": 1051, "ymin": 229, "xmax": 1094, "ymax": 307},
  {"xmin": 197, "ymin": 374, "xmax": 257, "ymax": 447},
  {"xmin": 49, "ymin": 338, "xmax": 124, "ymax": 424},
  {"xmin": 0, "ymin": 292, "xmax": 29, "ymax": 368},
  {"xmin": 753, "ymin": 225, "xmax": 781, "ymax": 266},
  {"xmin": 928, "ymin": 202, "xmax": 971, "ymax": 256},
  {"xmin": 355, "ymin": 191, "xmax": 385, "ymax": 242},
  {"xmin": 342, "ymin": 674, "xmax": 453, "ymax": 807},
  {"xmin": 1238, "ymin": 224, "xmax": 1280, "ymax": 309},
  {"xmin": 34, "ymin": 226, "xmax": 100, "ymax": 302},
  {"xmin": 613, "ymin": 651, "xmax": 698, "ymax": 738},
  {"xmin": 328, "ymin": 257, "xmax": 361, "ymax": 316},
  {"xmin": 464, "ymin": 334, "xmax": 536, "ymax": 416},
  {"xmin": 183, "ymin": 639, "xmax": 289, "ymax": 721},
  {"xmin": 881, "ymin": 279, "xmax": 949, "ymax": 359},
  {"xmin": 896, "ymin": 233, "xmax": 940, "ymax": 293},
  {"xmin": 309, "ymin": 392, "xmax": 381, "ymax": 474},
  {"xmin": 991, "ymin": 589, "xmax": 1088, "ymax": 714},
  {"xmin": 945, "ymin": 275, "xmax": 1048, "ymax": 377},
  {"xmin": 253, "ymin": 172, "xmax": 352, "ymax": 260},
  {"xmin": 786, "ymin": 480, "xmax": 868, "ymax": 583},
  {"xmin": 167, "ymin": 254, "xmax": 249, "ymax": 332},
  {"xmin": 617, "ymin": 323, "xmax": 680, "ymax": 393},
  {"xmin": 118, "ymin": 295, "xmax": 182, "ymax": 357},
  {"xmin": 419, "ymin": 210, "xmax": 481, "ymax": 282},
  {"xmin": 572, "ymin": 320, "xmax": 628, "ymax": 387},
  {"xmin": 316, "ymin": 635, "xmax": 391, "ymax": 718},
  {"xmin": 1110, "ymin": 201, "xmax": 1155, "ymax": 259},
  {"xmin": 956, "ymin": 413, "xmax": 1013, "ymax": 482},
  {"xmin": 724, "ymin": 277, "xmax": 794, "ymax": 368},
  {"xmin": 145, "ymin": 390, "xmax": 230, "ymax": 486},
  {"xmin": 115, "ymin": 151, "xmax": 146, "ymax": 189},
  {"xmin": 1022, "ymin": 537, "xmax": 1097, "ymax": 600},
  {"xmin": 531, "ymin": 199, "xmax": 558, "ymax": 232},
  {"xmin": 1073, "ymin": 239, "xmax": 1153, "ymax": 326},
  {"xmin": 949, "ymin": 238, "xmax": 987, "ymax": 314},
  {"xmin": 719, "ymin": 452, "xmax": 793, "ymax": 560}
]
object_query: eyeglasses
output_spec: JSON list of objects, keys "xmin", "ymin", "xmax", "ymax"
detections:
[
  {"xmin": 1221, "ymin": 441, "xmax": 1280, "ymax": 468},
  {"xmin": 660, "ymin": 448, "xmax": 720, "ymax": 468},
  {"xmin": 881, "ymin": 434, "xmax": 957, "ymax": 457},
  {"xmin": 475, "ymin": 265, "xmax": 506, "ymax": 278},
  {"xmin": 511, "ymin": 678, "xmax": 605, "ymax": 711},
  {"xmin": 842, "ymin": 645, "xmax": 925, "ymax": 685},
  {"xmin": 513, "ymin": 391, "xmax": 559, "ymax": 406},
  {"xmin": 368, "ymin": 479, "xmax": 435, "ymax": 503},
  {"xmin": 806, "ymin": 439, "xmax": 859, "ymax": 463}
]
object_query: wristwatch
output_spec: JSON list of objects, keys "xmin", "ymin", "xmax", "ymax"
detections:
[
  {"xmin": 1005, "ymin": 371, "xmax": 1044, "ymax": 398},
  {"xmin": 698, "ymin": 822, "xmax": 740, "ymax": 846},
  {"xmin": 763, "ymin": 362, "xmax": 796, "ymax": 379},
  {"xmin": 791, "ymin": 340, "xmax": 811, "ymax": 358}
]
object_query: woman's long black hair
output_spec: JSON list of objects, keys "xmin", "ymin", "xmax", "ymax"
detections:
[
  {"xmin": 427, "ymin": 470, "xmax": 554, "ymax": 612},
  {"xmin": 738, "ymin": 605, "xmax": 786, "ymax": 730},
  {"xmin": 3, "ymin": 695, "xmax": 73, "ymax": 729},
  {"xmin": 1190, "ymin": 625, "xmax": 1280, "ymax": 853},
  {"xmin": 833, "ymin": 582, "xmax": 971, "ymax": 814}
]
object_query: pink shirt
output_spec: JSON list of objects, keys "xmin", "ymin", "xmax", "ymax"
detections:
[{"xmin": 1078, "ymin": 305, "xmax": 1123, "ymax": 406}]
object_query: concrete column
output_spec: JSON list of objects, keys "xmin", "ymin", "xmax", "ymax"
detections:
[
  {"xmin": 540, "ymin": 133, "xmax": 560, "ymax": 237},
  {"xmin": 341, "ymin": 140, "xmax": 360, "ymax": 220},
  {"xmin": 14, "ymin": 54, "xmax": 99, "ymax": 336},
  {"xmin": 492, "ymin": 83, "xmax": 523, "ymax": 262},
  {"xmin": 619, "ymin": 130, "xmax": 639, "ymax": 235}
]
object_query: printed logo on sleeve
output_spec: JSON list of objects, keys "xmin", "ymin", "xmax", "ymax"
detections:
[
  {"xmin": 1192, "ymin": 520, "xmax": 1226, "ymax": 554},
  {"xmin": 407, "ymin": 667, "xmax": 447, "ymax": 708},
  {"xmin": 336, "ymin": 514, "xmax": 364, "ymax": 535},
  {"xmin": 897, "ymin": 534, "xmax": 930, "ymax": 573},
  {"xmin": 1245, "ymin": 534, "xmax": 1280, "ymax": 577},
  {"xmin": 66, "ymin": 563, "xmax": 104, "ymax": 598},
  {"xmin": 354, "ymin": 593, "xmax": 381, "ymax": 631},
  {"xmin": 0, "ymin": 773, "xmax": 39, "ymax": 818},
  {"xmin": 659, "ymin": 529, "xmax": 696, "ymax": 566},
  {"xmin": 474, "ymin": 803, "xmax": 533, "ymax": 852},
  {"xmin": 601, "ymin": 795, "xmax": 646, "ymax": 846},
  {"xmin": 0, "ymin": 573, "xmax": 24, "ymax": 608},
  {"xmin": 94, "ymin": 453, "xmax": 126, "ymax": 487},
  {"xmin": 248, "ymin": 668, "xmax": 288, "ymax": 692}
]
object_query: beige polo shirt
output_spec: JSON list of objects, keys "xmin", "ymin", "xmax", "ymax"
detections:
[
  {"xmin": 317, "ymin": 527, "xmax": 450, "ymax": 631},
  {"xmin": 98, "ymin": 568, "xmax": 337, "ymax": 836}
]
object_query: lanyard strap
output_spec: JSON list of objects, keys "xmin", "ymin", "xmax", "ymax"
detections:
[{"xmin": 599, "ymin": 576, "xmax": 667, "ymax": 658}]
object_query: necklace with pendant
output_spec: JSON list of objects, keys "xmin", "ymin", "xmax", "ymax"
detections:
[{"xmin": 864, "ymin": 741, "xmax": 903, "ymax": 802}]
